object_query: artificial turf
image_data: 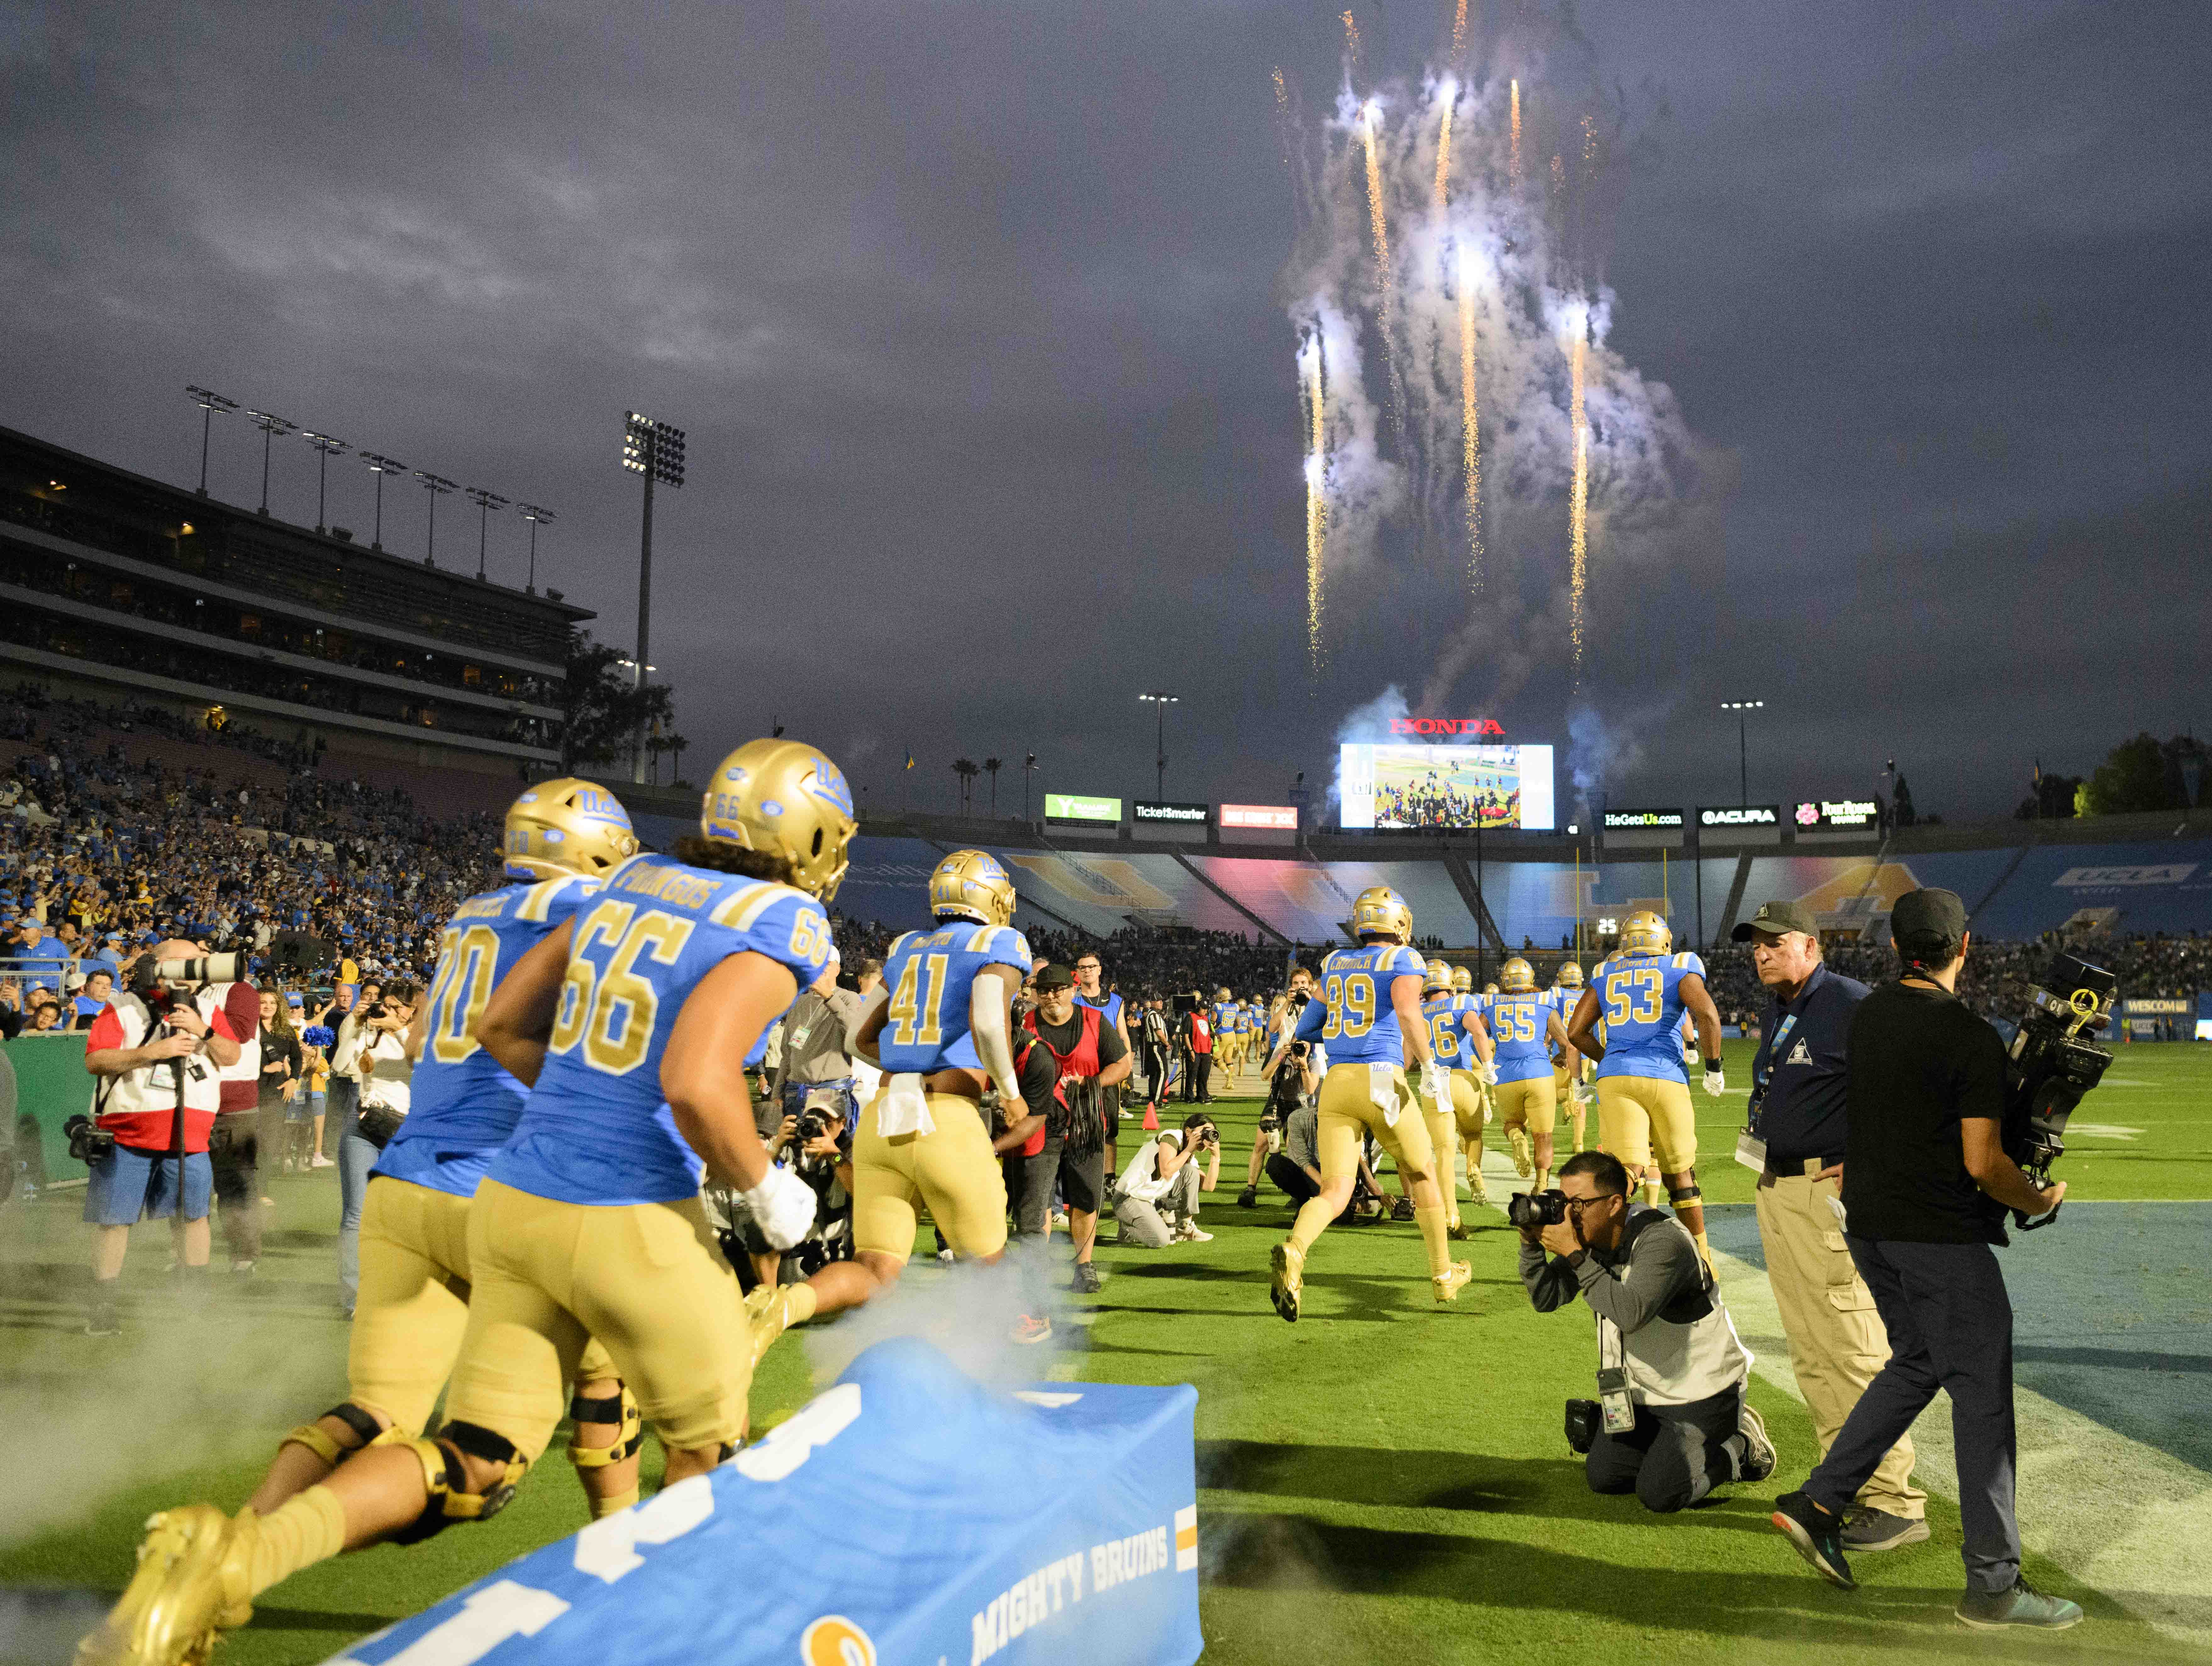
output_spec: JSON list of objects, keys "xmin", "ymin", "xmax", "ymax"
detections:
[{"xmin": 3, "ymin": 1039, "xmax": 2206, "ymax": 1664}]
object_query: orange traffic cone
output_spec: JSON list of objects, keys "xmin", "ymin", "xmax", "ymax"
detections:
[{"xmin": 1142, "ymin": 1102, "xmax": 1159, "ymax": 1130}]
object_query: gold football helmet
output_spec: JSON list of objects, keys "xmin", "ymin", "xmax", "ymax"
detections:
[
  {"xmin": 1350, "ymin": 885, "xmax": 1413, "ymax": 943},
  {"xmin": 1483, "ymin": 982, "xmax": 1499, "ymax": 996},
  {"xmin": 1499, "ymin": 957, "xmax": 1537, "ymax": 994},
  {"xmin": 1423, "ymin": 957, "xmax": 1452, "ymax": 995},
  {"xmin": 505, "ymin": 777, "xmax": 639, "ymax": 881},
  {"xmin": 1450, "ymin": 965, "xmax": 1474, "ymax": 995},
  {"xmin": 929, "ymin": 850, "xmax": 1017, "ymax": 927},
  {"xmin": 1620, "ymin": 910, "xmax": 1672, "ymax": 956},
  {"xmin": 700, "ymin": 739, "xmax": 857, "ymax": 900},
  {"xmin": 1557, "ymin": 962, "xmax": 1585, "ymax": 989}
]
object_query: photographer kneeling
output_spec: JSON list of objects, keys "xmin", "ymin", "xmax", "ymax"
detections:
[
  {"xmin": 1519, "ymin": 1151, "xmax": 1775, "ymax": 1513},
  {"xmin": 1114, "ymin": 1113, "xmax": 1221, "ymax": 1246}
]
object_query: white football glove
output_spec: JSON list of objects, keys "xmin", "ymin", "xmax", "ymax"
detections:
[
  {"xmin": 1475, "ymin": 1058, "xmax": 1498, "ymax": 1088},
  {"xmin": 1703, "ymin": 1067, "xmax": 1727, "ymax": 1098},
  {"xmin": 1419, "ymin": 1059, "xmax": 1447, "ymax": 1107},
  {"xmin": 742, "ymin": 1164, "xmax": 819, "ymax": 1250}
]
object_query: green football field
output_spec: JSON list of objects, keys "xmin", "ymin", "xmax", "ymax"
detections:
[{"xmin": 3, "ymin": 1039, "xmax": 2207, "ymax": 1664}]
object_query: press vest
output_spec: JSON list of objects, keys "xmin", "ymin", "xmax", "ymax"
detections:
[{"xmin": 1598, "ymin": 1207, "xmax": 1752, "ymax": 1407}]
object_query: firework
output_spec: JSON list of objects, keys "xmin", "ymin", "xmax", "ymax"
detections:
[
  {"xmin": 1509, "ymin": 78, "xmax": 1521, "ymax": 188},
  {"xmin": 1301, "ymin": 333, "xmax": 1328, "ymax": 671},
  {"xmin": 1569, "ymin": 331, "xmax": 1588, "ymax": 691},
  {"xmin": 1458, "ymin": 248, "xmax": 1482, "ymax": 593},
  {"xmin": 1341, "ymin": 10, "xmax": 1363, "ymax": 81},
  {"xmin": 1360, "ymin": 100, "xmax": 1408, "ymax": 447},
  {"xmin": 1433, "ymin": 81, "xmax": 1455, "ymax": 208},
  {"xmin": 1451, "ymin": 0, "xmax": 1469, "ymax": 64}
]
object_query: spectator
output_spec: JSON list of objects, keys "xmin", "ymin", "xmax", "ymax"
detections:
[
  {"xmin": 331, "ymin": 981, "xmax": 416, "ymax": 1316},
  {"xmin": 1114, "ymin": 1113, "xmax": 1221, "ymax": 1246},
  {"xmin": 257, "ymin": 988, "xmax": 302, "ymax": 1177}
]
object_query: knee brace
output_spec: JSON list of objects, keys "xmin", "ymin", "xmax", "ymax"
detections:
[
  {"xmin": 566, "ymin": 1384, "xmax": 644, "ymax": 1471},
  {"xmin": 1667, "ymin": 1177, "xmax": 1703, "ymax": 1208},
  {"xmin": 277, "ymin": 1401, "xmax": 386, "ymax": 1469},
  {"xmin": 386, "ymin": 1421, "xmax": 526, "ymax": 1544}
]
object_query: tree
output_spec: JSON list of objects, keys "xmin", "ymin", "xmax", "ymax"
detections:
[
  {"xmin": 983, "ymin": 757, "xmax": 1003, "ymax": 816},
  {"xmin": 952, "ymin": 757, "xmax": 981, "ymax": 816},
  {"xmin": 2081, "ymin": 732, "xmax": 2172, "ymax": 816},
  {"xmin": 560, "ymin": 630, "xmax": 681, "ymax": 773}
]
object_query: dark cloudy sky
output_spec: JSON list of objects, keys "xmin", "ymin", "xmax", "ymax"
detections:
[{"xmin": 6, "ymin": 1, "xmax": 2209, "ymax": 823}]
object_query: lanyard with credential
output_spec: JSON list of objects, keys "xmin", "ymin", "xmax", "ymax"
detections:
[{"xmin": 1752, "ymin": 1010, "xmax": 1800, "ymax": 1105}]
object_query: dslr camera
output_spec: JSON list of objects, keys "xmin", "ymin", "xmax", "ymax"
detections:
[
  {"xmin": 128, "ymin": 950, "xmax": 243, "ymax": 1020},
  {"xmin": 2001, "ymin": 950, "xmax": 2117, "ymax": 1231},
  {"xmin": 65, "ymin": 1113, "xmax": 117, "ymax": 1164},
  {"xmin": 1507, "ymin": 1188, "xmax": 1569, "ymax": 1230}
]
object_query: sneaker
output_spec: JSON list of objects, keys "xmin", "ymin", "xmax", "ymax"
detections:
[
  {"xmin": 1011, "ymin": 1313, "xmax": 1054, "ymax": 1346},
  {"xmin": 1770, "ymin": 1491, "xmax": 1856, "ymax": 1589},
  {"xmin": 1269, "ymin": 1241, "xmax": 1303, "ymax": 1323},
  {"xmin": 937, "ymin": 1248, "xmax": 956, "ymax": 1264},
  {"xmin": 75, "ymin": 1503, "xmax": 256, "ymax": 1666},
  {"xmin": 1432, "ymin": 1261, "xmax": 1472, "ymax": 1303},
  {"xmin": 1237, "ymin": 1185, "xmax": 1259, "ymax": 1208},
  {"xmin": 1175, "ymin": 1221, "xmax": 1214, "ymax": 1243},
  {"xmin": 1736, "ymin": 1402, "xmax": 1776, "ymax": 1483},
  {"xmin": 309, "ymin": 1154, "xmax": 335, "ymax": 1169},
  {"xmin": 1955, "ymin": 1577, "xmax": 2082, "ymax": 1631},
  {"xmin": 230, "ymin": 1260, "xmax": 256, "ymax": 1277},
  {"xmin": 1842, "ymin": 1507, "xmax": 1930, "ymax": 1552},
  {"xmin": 1048, "ymin": 1210, "xmax": 1070, "ymax": 1231},
  {"xmin": 1070, "ymin": 1262, "xmax": 1103, "ymax": 1296},
  {"xmin": 86, "ymin": 1299, "xmax": 121, "ymax": 1338},
  {"xmin": 1391, "ymin": 1196, "xmax": 1416, "ymax": 1222}
]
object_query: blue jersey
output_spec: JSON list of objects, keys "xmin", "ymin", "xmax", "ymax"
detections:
[
  {"xmin": 1593, "ymin": 950, "xmax": 1707, "ymax": 1084},
  {"xmin": 1212, "ymin": 1001, "xmax": 1237, "ymax": 1037},
  {"xmin": 1545, "ymin": 986, "xmax": 1581, "ymax": 1061},
  {"xmin": 1075, "ymin": 990, "xmax": 1124, "ymax": 1040},
  {"xmin": 877, "ymin": 921, "xmax": 1034, "ymax": 1075},
  {"xmin": 1301, "ymin": 941, "xmax": 1427, "ymax": 1067},
  {"xmin": 490, "ymin": 855, "xmax": 834, "ymax": 1207},
  {"xmin": 1486, "ymin": 991, "xmax": 1556, "ymax": 1084},
  {"xmin": 374, "ymin": 875, "xmax": 597, "ymax": 1198},
  {"xmin": 1420, "ymin": 993, "xmax": 1468, "ymax": 1068}
]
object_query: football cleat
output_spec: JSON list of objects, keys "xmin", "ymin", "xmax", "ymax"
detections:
[
  {"xmin": 1432, "ymin": 1262, "xmax": 1473, "ymax": 1304},
  {"xmin": 1498, "ymin": 957, "xmax": 1536, "ymax": 994},
  {"xmin": 1269, "ymin": 1241, "xmax": 1303, "ymax": 1323},
  {"xmin": 1620, "ymin": 909, "xmax": 1672, "ymax": 957},
  {"xmin": 77, "ymin": 1505, "xmax": 256, "ymax": 1666},
  {"xmin": 1447, "ymin": 1217, "xmax": 1469, "ymax": 1241},
  {"xmin": 747, "ymin": 1285, "xmax": 812, "ymax": 1370},
  {"xmin": 1349, "ymin": 885, "xmax": 1413, "ymax": 944},
  {"xmin": 1450, "ymin": 964, "xmax": 1473, "ymax": 995},
  {"xmin": 1509, "ymin": 1127, "xmax": 1533, "ymax": 1177},
  {"xmin": 699, "ymin": 738, "xmax": 858, "ymax": 901},
  {"xmin": 504, "ymin": 778, "xmax": 639, "ymax": 882},
  {"xmin": 1011, "ymin": 1313, "xmax": 1054, "ymax": 1347},
  {"xmin": 928, "ymin": 850, "xmax": 1018, "ymax": 927},
  {"xmin": 1422, "ymin": 957, "xmax": 1453, "ymax": 996}
]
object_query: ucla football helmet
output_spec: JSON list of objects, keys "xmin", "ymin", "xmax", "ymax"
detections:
[
  {"xmin": 700, "ymin": 739, "xmax": 857, "ymax": 901},
  {"xmin": 929, "ymin": 850, "xmax": 1017, "ymax": 927},
  {"xmin": 1620, "ymin": 910, "xmax": 1672, "ymax": 956},
  {"xmin": 1482, "ymin": 982, "xmax": 1499, "ymax": 996},
  {"xmin": 1350, "ymin": 885, "xmax": 1413, "ymax": 943},
  {"xmin": 1557, "ymin": 962, "xmax": 1585, "ymax": 989},
  {"xmin": 1499, "ymin": 957, "xmax": 1537, "ymax": 994},
  {"xmin": 1423, "ymin": 958, "xmax": 1452, "ymax": 995},
  {"xmin": 504, "ymin": 777, "xmax": 639, "ymax": 881},
  {"xmin": 1450, "ymin": 965, "xmax": 1474, "ymax": 995}
]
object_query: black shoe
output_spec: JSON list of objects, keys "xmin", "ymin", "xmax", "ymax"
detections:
[
  {"xmin": 1955, "ymin": 1576, "xmax": 2082, "ymax": 1630},
  {"xmin": 1070, "ymin": 1262, "xmax": 1103, "ymax": 1296},
  {"xmin": 1770, "ymin": 1491, "xmax": 1855, "ymax": 1589},
  {"xmin": 1841, "ymin": 1507, "xmax": 1930, "ymax": 1552},
  {"xmin": 1237, "ymin": 1186, "xmax": 1258, "ymax": 1208}
]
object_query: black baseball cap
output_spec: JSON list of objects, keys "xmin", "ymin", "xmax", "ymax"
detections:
[
  {"xmin": 1890, "ymin": 888, "xmax": 1967, "ymax": 953},
  {"xmin": 1033, "ymin": 963, "xmax": 1075, "ymax": 991},
  {"xmin": 1732, "ymin": 899, "xmax": 1818, "ymax": 941}
]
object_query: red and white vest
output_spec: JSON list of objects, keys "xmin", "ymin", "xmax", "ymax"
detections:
[{"xmin": 86, "ymin": 990, "xmax": 236, "ymax": 1153}]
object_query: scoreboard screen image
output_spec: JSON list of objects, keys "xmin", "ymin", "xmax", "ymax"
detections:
[{"xmin": 1339, "ymin": 742, "xmax": 1557, "ymax": 831}]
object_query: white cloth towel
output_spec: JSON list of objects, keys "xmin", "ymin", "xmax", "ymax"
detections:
[{"xmin": 876, "ymin": 1071, "xmax": 935, "ymax": 1138}]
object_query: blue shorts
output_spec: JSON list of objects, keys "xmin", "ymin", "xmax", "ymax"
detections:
[{"xmin": 83, "ymin": 1146, "xmax": 214, "ymax": 1226}]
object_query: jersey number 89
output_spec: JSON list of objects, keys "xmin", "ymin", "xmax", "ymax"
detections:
[
  {"xmin": 1321, "ymin": 971, "xmax": 1375, "ymax": 1039},
  {"xmin": 551, "ymin": 902, "xmax": 698, "ymax": 1075}
]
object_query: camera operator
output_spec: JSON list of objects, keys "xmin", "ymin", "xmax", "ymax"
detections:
[
  {"xmin": 331, "ymin": 981, "xmax": 418, "ymax": 1317},
  {"xmin": 1519, "ymin": 1151, "xmax": 1774, "ymax": 1514},
  {"xmin": 78, "ymin": 939, "xmax": 245, "ymax": 1336},
  {"xmin": 1771, "ymin": 890, "xmax": 2079, "ymax": 1631},
  {"xmin": 1733, "ymin": 899, "xmax": 1926, "ymax": 1550},
  {"xmin": 1239, "ymin": 971, "xmax": 1317, "ymax": 1206},
  {"xmin": 768, "ymin": 950, "xmax": 864, "ymax": 1157},
  {"xmin": 715, "ymin": 1084, "xmax": 857, "ymax": 1340},
  {"xmin": 1114, "ymin": 1113, "xmax": 1221, "ymax": 1246}
]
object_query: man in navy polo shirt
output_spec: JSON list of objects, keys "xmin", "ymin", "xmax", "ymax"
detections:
[{"xmin": 1737, "ymin": 898, "xmax": 1925, "ymax": 1551}]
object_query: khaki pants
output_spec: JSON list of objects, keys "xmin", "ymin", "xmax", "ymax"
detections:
[{"xmin": 1755, "ymin": 1165, "xmax": 1925, "ymax": 1519}]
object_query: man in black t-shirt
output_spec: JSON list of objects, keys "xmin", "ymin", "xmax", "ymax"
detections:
[{"xmin": 1770, "ymin": 890, "xmax": 2076, "ymax": 1633}]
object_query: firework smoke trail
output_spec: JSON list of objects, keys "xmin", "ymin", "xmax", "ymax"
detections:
[
  {"xmin": 1569, "ymin": 331, "xmax": 1589, "ymax": 691},
  {"xmin": 1458, "ymin": 248, "xmax": 1482, "ymax": 594},
  {"xmin": 1341, "ymin": 10, "xmax": 1364, "ymax": 81},
  {"xmin": 1509, "ymin": 79, "xmax": 1521, "ymax": 188},
  {"xmin": 1432, "ymin": 83, "xmax": 1454, "ymax": 208},
  {"xmin": 1360, "ymin": 101, "xmax": 1409, "ymax": 449},
  {"xmin": 1301, "ymin": 333, "xmax": 1328, "ymax": 671},
  {"xmin": 1451, "ymin": 0, "xmax": 1470, "ymax": 62}
]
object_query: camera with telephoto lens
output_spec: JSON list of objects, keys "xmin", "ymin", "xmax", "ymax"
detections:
[
  {"xmin": 65, "ymin": 1113, "xmax": 116, "ymax": 1164},
  {"xmin": 2001, "ymin": 950, "xmax": 2117, "ymax": 1232},
  {"xmin": 1508, "ymin": 1188, "xmax": 1570, "ymax": 1230}
]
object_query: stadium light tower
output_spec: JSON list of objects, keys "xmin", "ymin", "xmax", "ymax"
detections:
[
  {"xmin": 621, "ymin": 410, "xmax": 686, "ymax": 784},
  {"xmin": 466, "ymin": 487, "xmax": 509, "ymax": 580},
  {"xmin": 1138, "ymin": 691, "xmax": 1179, "ymax": 801},
  {"xmin": 245, "ymin": 409, "xmax": 295, "ymax": 516},
  {"xmin": 359, "ymin": 453, "xmax": 406, "ymax": 550},
  {"xmin": 300, "ymin": 432, "xmax": 348, "ymax": 533},
  {"xmin": 184, "ymin": 386, "xmax": 237, "ymax": 497},
  {"xmin": 1720, "ymin": 699, "xmax": 1764, "ymax": 808},
  {"xmin": 517, "ymin": 503, "xmax": 554, "ymax": 593},
  {"xmin": 414, "ymin": 471, "xmax": 458, "ymax": 566}
]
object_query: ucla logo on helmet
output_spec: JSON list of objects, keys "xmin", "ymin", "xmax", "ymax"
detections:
[{"xmin": 807, "ymin": 761, "xmax": 855, "ymax": 817}]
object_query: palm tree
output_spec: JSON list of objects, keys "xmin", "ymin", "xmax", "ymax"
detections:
[
  {"xmin": 983, "ymin": 757, "xmax": 1003, "ymax": 816},
  {"xmin": 952, "ymin": 757, "xmax": 981, "ymax": 817}
]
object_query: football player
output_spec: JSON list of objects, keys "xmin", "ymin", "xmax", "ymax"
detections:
[
  {"xmin": 1419, "ymin": 959, "xmax": 1496, "ymax": 1238},
  {"xmin": 1566, "ymin": 910, "xmax": 1725, "ymax": 1267},
  {"xmin": 79, "ymin": 781, "xmax": 653, "ymax": 1666},
  {"xmin": 1210, "ymin": 987, "xmax": 1239, "ymax": 1076},
  {"xmin": 1548, "ymin": 961, "xmax": 1592, "ymax": 1153},
  {"xmin": 754, "ymin": 850, "xmax": 1031, "ymax": 1351},
  {"xmin": 1487, "ymin": 958, "xmax": 1572, "ymax": 1195},
  {"xmin": 82, "ymin": 743, "xmax": 848, "ymax": 1666},
  {"xmin": 1258, "ymin": 888, "xmax": 1469, "ymax": 1320}
]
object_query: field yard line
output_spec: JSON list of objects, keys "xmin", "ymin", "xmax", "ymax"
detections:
[{"xmin": 1709, "ymin": 1241, "xmax": 2212, "ymax": 1653}]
